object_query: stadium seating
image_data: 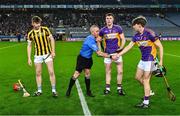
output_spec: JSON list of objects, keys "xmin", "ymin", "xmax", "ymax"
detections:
[
  {"xmin": 0, "ymin": 0, "xmax": 180, "ymax": 5},
  {"xmin": 0, "ymin": 12, "xmax": 179, "ymax": 38}
]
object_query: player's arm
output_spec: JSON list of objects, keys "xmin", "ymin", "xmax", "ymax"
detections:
[
  {"xmin": 96, "ymin": 50, "xmax": 109, "ymax": 58},
  {"xmin": 98, "ymin": 29, "xmax": 105, "ymax": 51},
  {"xmin": 27, "ymin": 40, "xmax": 32, "ymax": 66},
  {"xmin": 119, "ymin": 33, "xmax": 126, "ymax": 50},
  {"xmin": 117, "ymin": 41, "xmax": 135, "ymax": 57},
  {"xmin": 97, "ymin": 41, "xmax": 102, "ymax": 52},
  {"xmin": 44, "ymin": 26, "xmax": 56, "ymax": 58},
  {"xmin": 154, "ymin": 39, "xmax": 163, "ymax": 66},
  {"xmin": 96, "ymin": 36, "xmax": 104, "ymax": 51},
  {"xmin": 45, "ymin": 27, "xmax": 55, "ymax": 58},
  {"xmin": 49, "ymin": 34, "xmax": 55, "ymax": 58}
]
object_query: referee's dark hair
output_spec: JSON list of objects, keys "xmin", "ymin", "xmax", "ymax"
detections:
[
  {"xmin": 132, "ymin": 16, "xmax": 147, "ymax": 27},
  {"xmin": 32, "ymin": 16, "xmax": 42, "ymax": 23}
]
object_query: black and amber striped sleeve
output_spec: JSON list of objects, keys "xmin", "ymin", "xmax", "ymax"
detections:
[
  {"xmin": 27, "ymin": 30, "xmax": 34, "ymax": 41},
  {"xmin": 43, "ymin": 26, "xmax": 52, "ymax": 37}
]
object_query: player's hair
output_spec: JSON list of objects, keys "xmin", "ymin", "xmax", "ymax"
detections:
[
  {"xmin": 105, "ymin": 13, "xmax": 115, "ymax": 18},
  {"xmin": 90, "ymin": 25, "xmax": 99, "ymax": 33},
  {"xmin": 132, "ymin": 16, "xmax": 147, "ymax": 27},
  {"xmin": 32, "ymin": 16, "xmax": 42, "ymax": 23}
]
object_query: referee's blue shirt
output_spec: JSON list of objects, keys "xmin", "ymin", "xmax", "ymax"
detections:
[{"xmin": 80, "ymin": 35, "xmax": 99, "ymax": 59}]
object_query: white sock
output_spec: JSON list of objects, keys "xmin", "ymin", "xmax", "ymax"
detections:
[
  {"xmin": 143, "ymin": 100, "xmax": 149, "ymax": 105},
  {"xmin": 106, "ymin": 87, "xmax": 110, "ymax": 91},
  {"xmin": 117, "ymin": 86, "xmax": 122, "ymax": 90},
  {"xmin": 52, "ymin": 85, "xmax": 56, "ymax": 93},
  {"xmin": 38, "ymin": 86, "xmax": 42, "ymax": 93}
]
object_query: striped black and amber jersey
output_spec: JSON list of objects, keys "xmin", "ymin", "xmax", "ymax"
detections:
[{"xmin": 28, "ymin": 26, "xmax": 52, "ymax": 56}]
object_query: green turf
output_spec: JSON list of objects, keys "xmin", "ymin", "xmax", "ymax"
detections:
[{"xmin": 0, "ymin": 41, "xmax": 179, "ymax": 115}]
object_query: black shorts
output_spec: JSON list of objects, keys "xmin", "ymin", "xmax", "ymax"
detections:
[{"xmin": 75, "ymin": 55, "xmax": 93, "ymax": 73}]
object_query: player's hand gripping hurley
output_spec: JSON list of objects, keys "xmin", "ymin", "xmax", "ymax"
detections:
[{"xmin": 155, "ymin": 58, "xmax": 176, "ymax": 101}]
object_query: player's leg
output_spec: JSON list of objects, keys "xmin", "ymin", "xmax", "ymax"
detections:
[
  {"xmin": 135, "ymin": 67, "xmax": 144, "ymax": 85},
  {"xmin": 136, "ymin": 61, "xmax": 152, "ymax": 108},
  {"xmin": 33, "ymin": 63, "xmax": 43, "ymax": 96},
  {"xmin": 84, "ymin": 69, "xmax": 94, "ymax": 97},
  {"xmin": 136, "ymin": 71, "xmax": 151, "ymax": 108},
  {"xmin": 104, "ymin": 62, "xmax": 112, "ymax": 95},
  {"xmin": 33, "ymin": 56, "xmax": 43, "ymax": 96},
  {"xmin": 115, "ymin": 56, "xmax": 125, "ymax": 95},
  {"xmin": 136, "ymin": 60, "xmax": 144, "ymax": 85},
  {"xmin": 116, "ymin": 62, "xmax": 125, "ymax": 95},
  {"xmin": 135, "ymin": 68, "xmax": 155, "ymax": 95},
  {"xmin": 142, "ymin": 71, "xmax": 151, "ymax": 105},
  {"xmin": 46, "ymin": 60, "xmax": 58, "ymax": 97}
]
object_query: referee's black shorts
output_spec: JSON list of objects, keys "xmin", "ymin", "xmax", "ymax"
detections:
[{"xmin": 75, "ymin": 55, "xmax": 93, "ymax": 73}]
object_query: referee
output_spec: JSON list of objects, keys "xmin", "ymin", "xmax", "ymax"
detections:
[
  {"xmin": 66, "ymin": 25, "xmax": 111, "ymax": 97},
  {"xmin": 27, "ymin": 16, "xmax": 58, "ymax": 97}
]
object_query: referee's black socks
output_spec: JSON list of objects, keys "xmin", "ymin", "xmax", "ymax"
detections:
[
  {"xmin": 85, "ymin": 77, "xmax": 91, "ymax": 93},
  {"xmin": 66, "ymin": 77, "xmax": 76, "ymax": 94}
]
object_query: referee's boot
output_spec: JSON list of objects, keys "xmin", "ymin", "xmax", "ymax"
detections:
[
  {"xmin": 86, "ymin": 90, "xmax": 95, "ymax": 97},
  {"xmin": 66, "ymin": 89, "xmax": 71, "ymax": 97}
]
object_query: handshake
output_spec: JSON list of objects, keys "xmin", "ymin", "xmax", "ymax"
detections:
[
  {"xmin": 109, "ymin": 53, "xmax": 121, "ymax": 60},
  {"xmin": 107, "ymin": 48, "xmax": 124, "ymax": 60}
]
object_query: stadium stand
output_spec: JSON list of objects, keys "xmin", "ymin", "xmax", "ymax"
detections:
[
  {"xmin": 0, "ymin": 0, "xmax": 180, "ymax": 5},
  {"xmin": 0, "ymin": 0, "xmax": 179, "ymax": 40},
  {"xmin": 0, "ymin": 12, "xmax": 179, "ymax": 39}
]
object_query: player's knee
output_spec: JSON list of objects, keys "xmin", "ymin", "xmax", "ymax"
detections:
[
  {"xmin": 106, "ymin": 69, "xmax": 111, "ymax": 74},
  {"xmin": 117, "ymin": 70, "xmax": 123, "ymax": 75},
  {"xmin": 143, "ymin": 77, "xmax": 150, "ymax": 83},
  {"xmin": 36, "ymin": 71, "xmax": 42, "ymax": 77},
  {"xmin": 49, "ymin": 71, "xmax": 55, "ymax": 77}
]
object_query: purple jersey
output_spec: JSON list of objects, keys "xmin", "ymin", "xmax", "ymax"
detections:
[
  {"xmin": 132, "ymin": 28, "xmax": 158, "ymax": 61},
  {"xmin": 99, "ymin": 25, "xmax": 123, "ymax": 54}
]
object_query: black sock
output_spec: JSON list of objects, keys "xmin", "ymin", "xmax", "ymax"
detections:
[
  {"xmin": 67, "ymin": 77, "xmax": 76, "ymax": 91},
  {"xmin": 85, "ymin": 77, "xmax": 90, "ymax": 93}
]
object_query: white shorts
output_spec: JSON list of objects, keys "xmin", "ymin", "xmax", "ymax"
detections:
[
  {"xmin": 138, "ymin": 60, "xmax": 156, "ymax": 72},
  {"xmin": 104, "ymin": 56, "xmax": 122, "ymax": 64},
  {"xmin": 34, "ymin": 54, "xmax": 52, "ymax": 64}
]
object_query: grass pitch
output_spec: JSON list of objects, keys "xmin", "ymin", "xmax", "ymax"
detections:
[{"xmin": 0, "ymin": 41, "xmax": 179, "ymax": 115}]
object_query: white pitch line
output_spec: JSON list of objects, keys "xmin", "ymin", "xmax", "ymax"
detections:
[
  {"xmin": 75, "ymin": 79, "xmax": 91, "ymax": 116},
  {"xmin": 0, "ymin": 44, "xmax": 22, "ymax": 50},
  {"xmin": 164, "ymin": 53, "xmax": 180, "ymax": 58}
]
